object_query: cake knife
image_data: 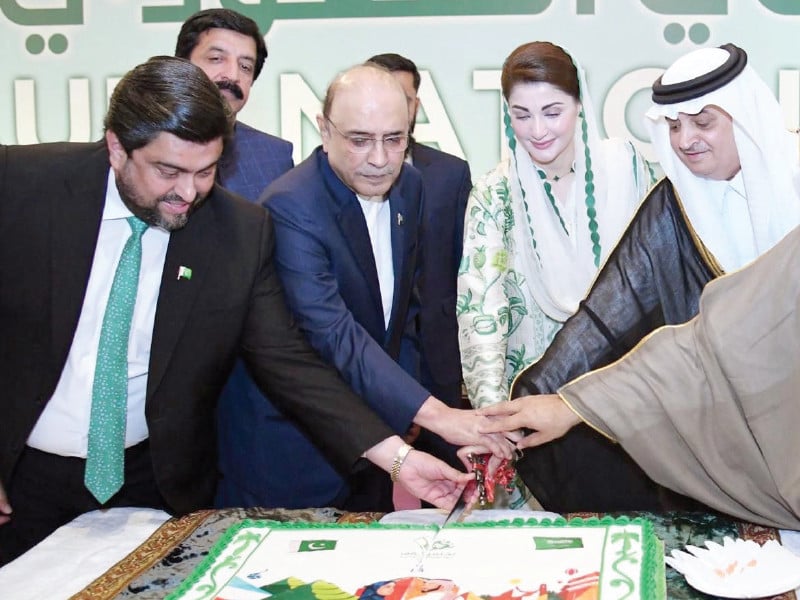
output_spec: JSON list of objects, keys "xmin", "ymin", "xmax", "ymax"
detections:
[
  {"xmin": 409, "ymin": 472, "xmax": 477, "ymax": 574},
  {"xmin": 440, "ymin": 477, "xmax": 475, "ymax": 528}
]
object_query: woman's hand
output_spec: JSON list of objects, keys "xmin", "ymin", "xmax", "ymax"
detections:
[{"xmin": 477, "ymin": 394, "xmax": 581, "ymax": 448}]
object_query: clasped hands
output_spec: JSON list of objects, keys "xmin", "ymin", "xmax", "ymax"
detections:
[
  {"xmin": 452, "ymin": 394, "xmax": 583, "ymax": 503},
  {"xmin": 413, "ymin": 393, "xmax": 582, "ymax": 502},
  {"xmin": 477, "ymin": 393, "xmax": 582, "ymax": 449}
]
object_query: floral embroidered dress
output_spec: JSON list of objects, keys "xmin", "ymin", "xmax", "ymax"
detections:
[{"xmin": 458, "ymin": 64, "xmax": 655, "ymax": 412}]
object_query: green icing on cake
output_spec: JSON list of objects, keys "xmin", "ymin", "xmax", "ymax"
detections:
[{"xmin": 167, "ymin": 517, "xmax": 665, "ymax": 600}]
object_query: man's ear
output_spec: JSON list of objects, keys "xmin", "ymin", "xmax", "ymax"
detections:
[
  {"xmin": 317, "ymin": 114, "xmax": 330, "ymax": 153},
  {"xmin": 105, "ymin": 130, "xmax": 127, "ymax": 170}
]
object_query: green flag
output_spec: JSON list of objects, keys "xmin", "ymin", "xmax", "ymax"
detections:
[{"xmin": 298, "ymin": 539, "xmax": 337, "ymax": 552}]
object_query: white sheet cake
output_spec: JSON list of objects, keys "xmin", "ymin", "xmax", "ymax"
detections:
[{"xmin": 167, "ymin": 517, "xmax": 665, "ymax": 600}]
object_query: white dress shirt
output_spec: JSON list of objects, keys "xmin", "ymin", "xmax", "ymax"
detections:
[
  {"xmin": 27, "ymin": 170, "xmax": 169, "ymax": 457},
  {"xmin": 357, "ymin": 194, "xmax": 394, "ymax": 329}
]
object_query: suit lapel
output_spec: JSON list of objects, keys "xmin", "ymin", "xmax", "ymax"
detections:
[
  {"xmin": 146, "ymin": 190, "xmax": 218, "ymax": 398},
  {"xmin": 319, "ymin": 151, "xmax": 384, "ymax": 316},
  {"xmin": 51, "ymin": 143, "xmax": 109, "ymax": 369},
  {"xmin": 386, "ymin": 170, "xmax": 415, "ymax": 335},
  {"xmin": 389, "ymin": 188, "xmax": 408, "ymax": 326}
]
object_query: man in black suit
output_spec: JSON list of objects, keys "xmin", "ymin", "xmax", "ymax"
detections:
[{"xmin": 0, "ymin": 56, "xmax": 470, "ymax": 565}]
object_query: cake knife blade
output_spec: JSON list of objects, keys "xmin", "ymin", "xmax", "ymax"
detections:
[
  {"xmin": 440, "ymin": 480, "xmax": 473, "ymax": 528},
  {"xmin": 409, "ymin": 480, "xmax": 475, "ymax": 574}
]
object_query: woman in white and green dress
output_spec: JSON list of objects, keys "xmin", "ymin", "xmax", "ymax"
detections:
[{"xmin": 457, "ymin": 42, "xmax": 654, "ymax": 505}]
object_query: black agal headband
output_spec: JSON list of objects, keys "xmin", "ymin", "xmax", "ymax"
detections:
[{"xmin": 651, "ymin": 43, "xmax": 748, "ymax": 105}]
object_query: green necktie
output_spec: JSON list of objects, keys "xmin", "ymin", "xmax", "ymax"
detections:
[{"xmin": 85, "ymin": 216, "xmax": 149, "ymax": 504}]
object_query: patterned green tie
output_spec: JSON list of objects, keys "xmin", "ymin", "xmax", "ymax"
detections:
[{"xmin": 85, "ymin": 216, "xmax": 148, "ymax": 503}]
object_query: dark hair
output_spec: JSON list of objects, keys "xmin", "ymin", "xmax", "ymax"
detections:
[
  {"xmin": 501, "ymin": 41, "xmax": 580, "ymax": 102},
  {"xmin": 104, "ymin": 56, "xmax": 232, "ymax": 154},
  {"xmin": 367, "ymin": 53, "xmax": 421, "ymax": 91},
  {"xmin": 175, "ymin": 8, "xmax": 267, "ymax": 81}
]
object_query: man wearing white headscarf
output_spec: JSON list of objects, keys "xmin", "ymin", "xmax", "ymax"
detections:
[
  {"xmin": 647, "ymin": 44, "xmax": 800, "ymax": 271},
  {"xmin": 507, "ymin": 43, "xmax": 800, "ymax": 513}
]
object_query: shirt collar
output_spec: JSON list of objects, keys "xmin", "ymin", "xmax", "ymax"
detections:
[
  {"xmin": 356, "ymin": 193, "xmax": 388, "ymax": 204},
  {"xmin": 103, "ymin": 168, "xmax": 136, "ymax": 221}
]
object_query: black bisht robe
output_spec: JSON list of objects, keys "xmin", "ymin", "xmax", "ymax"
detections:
[{"xmin": 511, "ymin": 179, "xmax": 722, "ymax": 512}]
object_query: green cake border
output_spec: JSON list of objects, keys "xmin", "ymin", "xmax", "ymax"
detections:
[{"xmin": 166, "ymin": 515, "xmax": 665, "ymax": 600}]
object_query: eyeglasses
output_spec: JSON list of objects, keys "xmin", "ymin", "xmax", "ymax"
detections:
[{"xmin": 324, "ymin": 118, "xmax": 409, "ymax": 154}]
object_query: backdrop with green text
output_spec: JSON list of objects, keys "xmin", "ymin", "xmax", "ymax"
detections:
[{"xmin": 2, "ymin": 0, "xmax": 798, "ymax": 177}]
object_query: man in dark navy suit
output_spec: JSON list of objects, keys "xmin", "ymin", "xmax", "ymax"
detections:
[
  {"xmin": 216, "ymin": 63, "xmax": 510, "ymax": 512},
  {"xmin": 367, "ymin": 55, "xmax": 472, "ymax": 474},
  {"xmin": 175, "ymin": 8, "xmax": 294, "ymax": 200},
  {"xmin": 367, "ymin": 53, "xmax": 471, "ymax": 411}
]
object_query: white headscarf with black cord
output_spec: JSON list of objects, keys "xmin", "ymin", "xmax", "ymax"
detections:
[{"xmin": 645, "ymin": 43, "xmax": 800, "ymax": 271}]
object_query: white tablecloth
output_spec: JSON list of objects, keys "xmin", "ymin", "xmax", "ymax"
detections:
[{"xmin": 0, "ymin": 507, "xmax": 170, "ymax": 600}]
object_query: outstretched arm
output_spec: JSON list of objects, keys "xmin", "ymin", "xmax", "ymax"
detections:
[
  {"xmin": 241, "ymin": 210, "xmax": 397, "ymax": 473},
  {"xmin": 266, "ymin": 186, "xmax": 512, "ymax": 456},
  {"xmin": 363, "ymin": 436, "xmax": 473, "ymax": 510},
  {"xmin": 555, "ymin": 226, "xmax": 800, "ymax": 528},
  {"xmin": 457, "ymin": 175, "xmax": 515, "ymax": 408}
]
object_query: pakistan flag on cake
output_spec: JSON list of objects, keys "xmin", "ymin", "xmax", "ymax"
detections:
[{"xmin": 167, "ymin": 517, "xmax": 665, "ymax": 600}]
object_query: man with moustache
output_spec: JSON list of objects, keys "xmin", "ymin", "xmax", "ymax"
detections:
[
  {"xmin": 496, "ymin": 43, "xmax": 800, "ymax": 513},
  {"xmin": 0, "ymin": 57, "xmax": 472, "ymax": 565},
  {"xmin": 238, "ymin": 63, "xmax": 511, "ymax": 512},
  {"xmin": 175, "ymin": 8, "xmax": 293, "ymax": 201}
]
